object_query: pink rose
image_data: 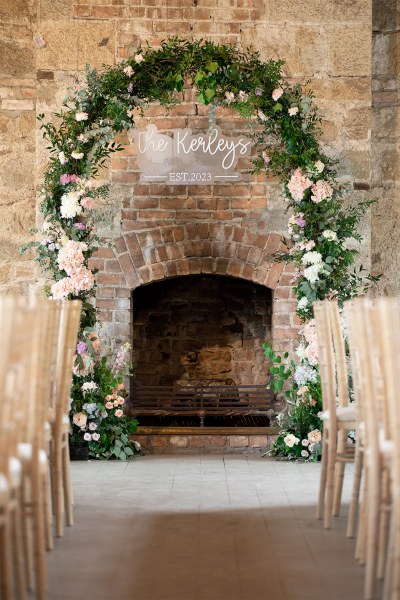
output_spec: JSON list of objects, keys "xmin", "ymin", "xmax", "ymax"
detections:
[
  {"xmin": 105, "ymin": 401, "xmax": 114, "ymax": 410},
  {"xmin": 80, "ymin": 196, "xmax": 95, "ymax": 210},
  {"xmin": 272, "ymin": 88, "xmax": 283, "ymax": 101},
  {"xmin": 117, "ymin": 383, "xmax": 125, "ymax": 391},
  {"xmin": 115, "ymin": 409, "xmax": 123, "ymax": 418}
]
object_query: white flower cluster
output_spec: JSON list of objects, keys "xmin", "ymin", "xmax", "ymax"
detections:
[
  {"xmin": 294, "ymin": 364, "xmax": 318, "ymax": 386},
  {"xmin": 60, "ymin": 191, "xmax": 83, "ymax": 219}
]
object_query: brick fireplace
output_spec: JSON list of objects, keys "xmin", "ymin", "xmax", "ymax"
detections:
[{"xmin": 89, "ymin": 102, "xmax": 300, "ymax": 451}]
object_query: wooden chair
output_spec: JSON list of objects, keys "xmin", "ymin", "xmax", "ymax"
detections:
[
  {"xmin": 0, "ymin": 295, "xmax": 29, "ymax": 600},
  {"xmin": 344, "ymin": 297, "xmax": 394, "ymax": 600},
  {"xmin": 50, "ymin": 300, "xmax": 82, "ymax": 538},
  {"xmin": 313, "ymin": 300, "xmax": 357, "ymax": 529},
  {"xmin": 368, "ymin": 297, "xmax": 400, "ymax": 600}
]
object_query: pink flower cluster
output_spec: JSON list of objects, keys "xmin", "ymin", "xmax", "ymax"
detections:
[
  {"xmin": 60, "ymin": 173, "xmax": 78, "ymax": 185},
  {"xmin": 302, "ymin": 320, "xmax": 319, "ymax": 365},
  {"xmin": 105, "ymin": 390, "xmax": 125, "ymax": 417},
  {"xmin": 311, "ymin": 180, "xmax": 333, "ymax": 203},
  {"xmin": 57, "ymin": 240, "xmax": 86, "ymax": 275},
  {"xmin": 52, "ymin": 240, "xmax": 94, "ymax": 299},
  {"xmin": 287, "ymin": 169, "xmax": 313, "ymax": 202}
]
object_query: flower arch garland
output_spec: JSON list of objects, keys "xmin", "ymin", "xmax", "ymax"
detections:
[{"xmin": 27, "ymin": 38, "xmax": 375, "ymax": 459}]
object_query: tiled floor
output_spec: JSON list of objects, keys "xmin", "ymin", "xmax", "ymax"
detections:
[{"xmin": 47, "ymin": 454, "xmax": 369, "ymax": 600}]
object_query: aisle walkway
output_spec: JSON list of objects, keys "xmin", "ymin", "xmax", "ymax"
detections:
[{"xmin": 47, "ymin": 455, "xmax": 365, "ymax": 600}]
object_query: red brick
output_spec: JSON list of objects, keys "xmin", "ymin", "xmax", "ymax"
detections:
[
  {"xmin": 96, "ymin": 299, "xmax": 118, "ymax": 310},
  {"xmin": 188, "ymin": 436, "xmax": 208, "ymax": 447},
  {"xmin": 97, "ymin": 273, "xmax": 126, "ymax": 286},
  {"xmin": 229, "ymin": 435, "xmax": 249, "ymax": 447},
  {"xmin": 118, "ymin": 253, "xmax": 139, "ymax": 288},
  {"xmin": 149, "ymin": 436, "xmax": 170, "ymax": 447},
  {"xmin": 249, "ymin": 436, "xmax": 269, "ymax": 447},
  {"xmin": 104, "ymin": 259, "xmax": 122, "ymax": 272},
  {"xmin": 209, "ymin": 436, "xmax": 227, "ymax": 447},
  {"xmin": 93, "ymin": 247, "xmax": 115, "ymax": 259}
]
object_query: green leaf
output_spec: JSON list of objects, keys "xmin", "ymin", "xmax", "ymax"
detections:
[
  {"xmin": 273, "ymin": 102, "xmax": 282, "ymax": 112},
  {"xmin": 204, "ymin": 88, "xmax": 215, "ymax": 103},
  {"xmin": 205, "ymin": 61, "xmax": 219, "ymax": 74},
  {"xmin": 125, "ymin": 446, "xmax": 134, "ymax": 456}
]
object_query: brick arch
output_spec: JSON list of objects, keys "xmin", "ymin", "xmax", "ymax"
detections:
[{"xmin": 92, "ymin": 224, "xmax": 300, "ymax": 352}]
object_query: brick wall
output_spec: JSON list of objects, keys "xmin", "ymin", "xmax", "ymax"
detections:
[{"xmin": 0, "ymin": 0, "xmax": 374, "ymax": 325}]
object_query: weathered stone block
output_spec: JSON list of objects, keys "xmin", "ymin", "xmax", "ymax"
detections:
[
  {"xmin": 170, "ymin": 436, "xmax": 189, "ymax": 447},
  {"xmin": 229, "ymin": 435, "xmax": 249, "ymax": 447},
  {"xmin": 327, "ymin": 25, "xmax": 371, "ymax": 76},
  {"xmin": 36, "ymin": 21, "xmax": 116, "ymax": 71}
]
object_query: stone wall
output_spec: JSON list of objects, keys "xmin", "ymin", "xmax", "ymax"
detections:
[
  {"xmin": 370, "ymin": 0, "xmax": 400, "ymax": 294},
  {"xmin": 0, "ymin": 0, "xmax": 375, "ymax": 307}
]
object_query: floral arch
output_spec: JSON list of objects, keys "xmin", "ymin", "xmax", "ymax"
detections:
[{"xmin": 26, "ymin": 38, "xmax": 374, "ymax": 460}]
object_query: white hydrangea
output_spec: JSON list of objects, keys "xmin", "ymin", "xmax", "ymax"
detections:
[
  {"xmin": 302, "ymin": 251, "xmax": 323, "ymax": 266},
  {"xmin": 297, "ymin": 297, "xmax": 308, "ymax": 310},
  {"xmin": 323, "ymin": 230, "xmax": 337, "ymax": 241},
  {"xmin": 304, "ymin": 264, "xmax": 322, "ymax": 283},
  {"xmin": 294, "ymin": 364, "xmax": 318, "ymax": 386},
  {"xmin": 60, "ymin": 192, "xmax": 83, "ymax": 219},
  {"xmin": 296, "ymin": 344, "xmax": 307, "ymax": 360}
]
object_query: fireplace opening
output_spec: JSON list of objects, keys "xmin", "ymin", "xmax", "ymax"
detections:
[{"xmin": 130, "ymin": 275, "xmax": 274, "ymax": 427}]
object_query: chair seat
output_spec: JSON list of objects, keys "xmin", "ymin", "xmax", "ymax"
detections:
[
  {"xmin": 321, "ymin": 404, "xmax": 358, "ymax": 423},
  {"xmin": 18, "ymin": 443, "xmax": 48, "ymax": 469}
]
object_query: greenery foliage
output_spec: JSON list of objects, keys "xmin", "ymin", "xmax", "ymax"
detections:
[{"xmin": 21, "ymin": 37, "xmax": 376, "ymax": 460}]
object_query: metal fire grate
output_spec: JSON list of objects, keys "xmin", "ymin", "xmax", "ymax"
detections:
[{"xmin": 131, "ymin": 384, "xmax": 274, "ymax": 427}]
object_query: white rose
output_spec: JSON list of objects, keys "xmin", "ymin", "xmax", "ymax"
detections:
[
  {"xmin": 315, "ymin": 160, "xmax": 325, "ymax": 173},
  {"xmin": 308, "ymin": 429, "xmax": 322, "ymax": 444},
  {"xmin": 71, "ymin": 151, "xmax": 84, "ymax": 160},
  {"xmin": 225, "ymin": 91, "xmax": 235, "ymax": 103},
  {"xmin": 284, "ymin": 433, "xmax": 300, "ymax": 448},
  {"xmin": 134, "ymin": 53, "xmax": 144, "ymax": 64},
  {"xmin": 323, "ymin": 230, "xmax": 338, "ymax": 241},
  {"xmin": 58, "ymin": 151, "xmax": 68, "ymax": 165},
  {"xmin": 123, "ymin": 65, "xmax": 134, "ymax": 76},
  {"xmin": 301, "ymin": 450, "xmax": 309, "ymax": 458},
  {"xmin": 73, "ymin": 412, "xmax": 87, "ymax": 428},
  {"xmin": 301, "ymin": 439, "xmax": 310, "ymax": 447},
  {"xmin": 76, "ymin": 112, "xmax": 88, "ymax": 122}
]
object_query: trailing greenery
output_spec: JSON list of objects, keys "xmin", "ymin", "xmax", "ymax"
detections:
[{"xmin": 21, "ymin": 37, "xmax": 376, "ymax": 460}]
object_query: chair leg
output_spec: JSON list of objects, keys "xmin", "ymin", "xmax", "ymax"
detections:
[
  {"xmin": 0, "ymin": 503, "xmax": 13, "ymax": 600},
  {"xmin": 347, "ymin": 444, "xmax": 363, "ymax": 538},
  {"xmin": 11, "ymin": 487, "xmax": 27, "ymax": 600},
  {"xmin": 21, "ymin": 476, "xmax": 34, "ymax": 591},
  {"xmin": 32, "ymin": 470, "xmax": 47, "ymax": 600},
  {"xmin": 317, "ymin": 433, "xmax": 328, "ymax": 520},
  {"xmin": 364, "ymin": 468, "xmax": 380, "ymax": 600},
  {"xmin": 377, "ymin": 469, "xmax": 390, "ymax": 580},
  {"xmin": 43, "ymin": 465, "xmax": 53, "ymax": 551},
  {"xmin": 356, "ymin": 467, "xmax": 368, "ymax": 563},
  {"xmin": 62, "ymin": 442, "xmax": 74, "ymax": 527},
  {"xmin": 324, "ymin": 436, "xmax": 337, "ymax": 529},
  {"xmin": 333, "ymin": 430, "xmax": 347, "ymax": 517},
  {"xmin": 54, "ymin": 443, "xmax": 64, "ymax": 538}
]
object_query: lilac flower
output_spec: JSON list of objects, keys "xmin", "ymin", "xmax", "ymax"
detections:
[
  {"xmin": 295, "ymin": 217, "xmax": 306, "ymax": 227},
  {"xmin": 88, "ymin": 422, "xmax": 97, "ymax": 431},
  {"xmin": 83, "ymin": 432, "xmax": 92, "ymax": 441},
  {"xmin": 48, "ymin": 243, "xmax": 56, "ymax": 251},
  {"xmin": 73, "ymin": 222, "xmax": 86, "ymax": 230},
  {"xmin": 91, "ymin": 432, "xmax": 100, "ymax": 441},
  {"xmin": 128, "ymin": 83, "xmax": 134, "ymax": 94},
  {"xmin": 76, "ymin": 342, "xmax": 87, "ymax": 355},
  {"xmin": 255, "ymin": 87, "xmax": 262, "ymax": 96}
]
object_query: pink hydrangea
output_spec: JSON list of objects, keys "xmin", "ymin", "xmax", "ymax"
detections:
[
  {"xmin": 57, "ymin": 240, "xmax": 86, "ymax": 276},
  {"xmin": 287, "ymin": 169, "xmax": 313, "ymax": 202},
  {"xmin": 311, "ymin": 180, "xmax": 333, "ymax": 203},
  {"xmin": 71, "ymin": 266, "xmax": 95, "ymax": 293},
  {"xmin": 80, "ymin": 196, "xmax": 95, "ymax": 210},
  {"xmin": 51, "ymin": 277, "xmax": 74, "ymax": 300}
]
